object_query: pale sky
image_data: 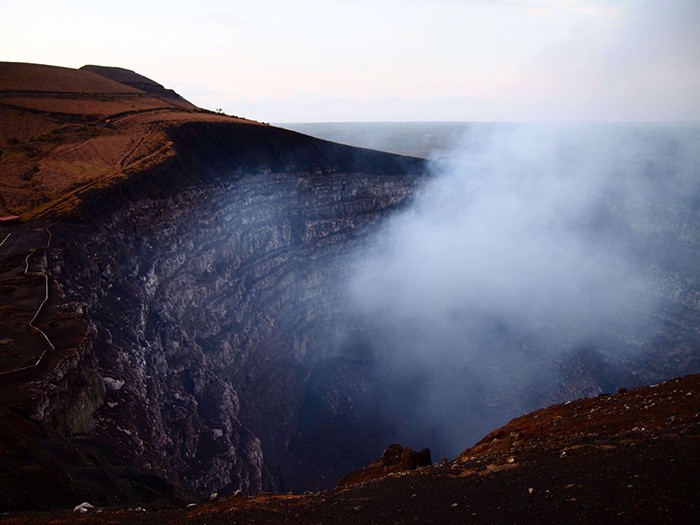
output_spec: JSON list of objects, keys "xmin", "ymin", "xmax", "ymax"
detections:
[{"xmin": 2, "ymin": 0, "xmax": 699, "ymax": 122}]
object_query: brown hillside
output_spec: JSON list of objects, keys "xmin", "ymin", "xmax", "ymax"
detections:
[
  {"xmin": 80, "ymin": 65, "xmax": 195, "ymax": 109},
  {"xmin": 0, "ymin": 62, "xmax": 258, "ymax": 218},
  {"xmin": 0, "ymin": 63, "xmax": 141, "ymax": 94},
  {"xmin": 80, "ymin": 65, "xmax": 164, "ymax": 90}
]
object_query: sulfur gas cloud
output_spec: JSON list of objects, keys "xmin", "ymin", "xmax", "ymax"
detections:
[{"xmin": 346, "ymin": 123, "xmax": 700, "ymax": 456}]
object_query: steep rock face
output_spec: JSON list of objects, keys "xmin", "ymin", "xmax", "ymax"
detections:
[{"xmin": 50, "ymin": 146, "xmax": 422, "ymax": 496}]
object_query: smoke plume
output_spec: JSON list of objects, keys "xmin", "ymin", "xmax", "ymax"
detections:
[{"xmin": 346, "ymin": 123, "xmax": 700, "ymax": 456}]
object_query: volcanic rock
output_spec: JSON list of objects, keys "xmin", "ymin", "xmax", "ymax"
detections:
[{"xmin": 337, "ymin": 444, "xmax": 432, "ymax": 487}]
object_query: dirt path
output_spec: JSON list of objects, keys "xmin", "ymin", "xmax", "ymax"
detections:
[
  {"xmin": 25, "ymin": 224, "xmax": 56, "ymax": 353},
  {"xmin": 0, "ymin": 224, "xmax": 57, "ymax": 375}
]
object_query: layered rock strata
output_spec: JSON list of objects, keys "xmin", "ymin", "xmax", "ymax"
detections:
[{"xmin": 5, "ymin": 122, "xmax": 422, "ymax": 501}]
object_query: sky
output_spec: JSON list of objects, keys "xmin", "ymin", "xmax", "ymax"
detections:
[{"xmin": 2, "ymin": 0, "xmax": 699, "ymax": 122}]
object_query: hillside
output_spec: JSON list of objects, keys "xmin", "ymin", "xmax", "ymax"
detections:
[
  {"xmin": 0, "ymin": 63, "xmax": 423, "ymax": 219},
  {"xmin": 79, "ymin": 65, "xmax": 196, "ymax": 109},
  {"xmin": 0, "ymin": 62, "xmax": 262, "ymax": 218}
]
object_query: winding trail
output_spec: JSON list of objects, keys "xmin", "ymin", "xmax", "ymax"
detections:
[
  {"xmin": 0, "ymin": 223, "xmax": 58, "ymax": 376},
  {"xmin": 25, "ymin": 224, "xmax": 56, "ymax": 352}
]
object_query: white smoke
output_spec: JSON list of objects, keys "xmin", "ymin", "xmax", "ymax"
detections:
[{"xmin": 346, "ymin": 123, "xmax": 699, "ymax": 455}]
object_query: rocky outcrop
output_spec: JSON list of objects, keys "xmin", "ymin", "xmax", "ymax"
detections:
[{"xmin": 337, "ymin": 444, "xmax": 432, "ymax": 487}]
